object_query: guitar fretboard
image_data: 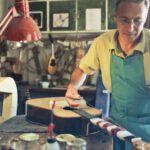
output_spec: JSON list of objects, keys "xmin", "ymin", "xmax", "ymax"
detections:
[{"xmin": 73, "ymin": 109, "xmax": 99, "ymax": 120}]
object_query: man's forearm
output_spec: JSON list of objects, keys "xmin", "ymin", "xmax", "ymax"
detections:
[{"xmin": 69, "ymin": 67, "xmax": 87, "ymax": 89}]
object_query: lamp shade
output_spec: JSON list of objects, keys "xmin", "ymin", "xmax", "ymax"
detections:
[
  {"xmin": 3, "ymin": 16, "xmax": 41, "ymax": 42},
  {"xmin": 0, "ymin": 0, "xmax": 41, "ymax": 42}
]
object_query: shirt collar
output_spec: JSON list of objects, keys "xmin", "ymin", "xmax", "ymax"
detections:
[
  {"xmin": 134, "ymin": 30, "xmax": 145, "ymax": 53},
  {"xmin": 109, "ymin": 30, "xmax": 118, "ymax": 51},
  {"xmin": 109, "ymin": 29, "xmax": 145, "ymax": 54}
]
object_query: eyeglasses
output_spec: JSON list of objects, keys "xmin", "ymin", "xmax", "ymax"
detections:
[{"xmin": 118, "ymin": 17, "xmax": 145, "ymax": 26}]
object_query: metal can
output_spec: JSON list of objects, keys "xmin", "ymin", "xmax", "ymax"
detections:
[{"xmin": 66, "ymin": 138, "xmax": 86, "ymax": 150}]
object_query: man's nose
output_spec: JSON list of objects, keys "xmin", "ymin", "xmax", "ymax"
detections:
[{"xmin": 127, "ymin": 20, "xmax": 135, "ymax": 32}]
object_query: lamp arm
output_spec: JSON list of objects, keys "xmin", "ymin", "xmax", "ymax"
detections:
[{"xmin": 0, "ymin": 7, "xmax": 18, "ymax": 36}]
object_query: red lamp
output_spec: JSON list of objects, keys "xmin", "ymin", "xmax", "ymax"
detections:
[{"xmin": 0, "ymin": 0, "xmax": 41, "ymax": 42}]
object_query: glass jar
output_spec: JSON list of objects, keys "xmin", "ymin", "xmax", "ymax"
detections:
[
  {"xmin": 56, "ymin": 134, "xmax": 76, "ymax": 150},
  {"xmin": 66, "ymin": 138, "xmax": 87, "ymax": 150},
  {"xmin": 16, "ymin": 133, "xmax": 41, "ymax": 150}
]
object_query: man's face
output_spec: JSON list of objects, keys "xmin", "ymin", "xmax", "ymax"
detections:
[{"xmin": 115, "ymin": 1, "xmax": 148, "ymax": 43}]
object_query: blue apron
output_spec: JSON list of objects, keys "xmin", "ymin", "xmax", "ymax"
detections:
[{"xmin": 110, "ymin": 50, "xmax": 150, "ymax": 150}]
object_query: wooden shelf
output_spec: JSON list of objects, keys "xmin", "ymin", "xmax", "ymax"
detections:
[{"xmin": 28, "ymin": 0, "xmax": 112, "ymax": 34}]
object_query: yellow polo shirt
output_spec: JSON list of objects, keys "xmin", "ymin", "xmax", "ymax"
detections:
[{"xmin": 79, "ymin": 28, "xmax": 150, "ymax": 92}]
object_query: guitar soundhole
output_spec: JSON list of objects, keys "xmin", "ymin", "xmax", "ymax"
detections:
[{"xmin": 63, "ymin": 107, "xmax": 77, "ymax": 110}]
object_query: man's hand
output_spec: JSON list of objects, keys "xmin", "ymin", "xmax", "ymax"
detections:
[
  {"xmin": 65, "ymin": 84, "xmax": 82, "ymax": 107},
  {"xmin": 132, "ymin": 138, "xmax": 150, "ymax": 150}
]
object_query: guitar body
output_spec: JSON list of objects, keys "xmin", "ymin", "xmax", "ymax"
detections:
[{"xmin": 26, "ymin": 97, "xmax": 102, "ymax": 135}]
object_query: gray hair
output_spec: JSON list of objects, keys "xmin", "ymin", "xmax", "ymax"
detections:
[{"xmin": 115, "ymin": 0, "xmax": 150, "ymax": 13}]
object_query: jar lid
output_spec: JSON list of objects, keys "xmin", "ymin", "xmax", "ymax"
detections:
[
  {"xmin": 19, "ymin": 133, "xmax": 39, "ymax": 142},
  {"xmin": 56, "ymin": 134, "xmax": 76, "ymax": 142},
  {"xmin": 67, "ymin": 138, "xmax": 86, "ymax": 148}
]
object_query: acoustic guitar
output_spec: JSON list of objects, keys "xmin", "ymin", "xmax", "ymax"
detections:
[
  {"xmin": 26, "ymin": 97, "xmax": 150, "ymax": 149},
  {"xmin": 26, "ymin": 97, "xmax": 102, "ymax": 136}
]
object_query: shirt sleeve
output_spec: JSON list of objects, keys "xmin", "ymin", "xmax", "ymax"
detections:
[{"xmin": 79, "ymin": 39, "xmax": 100, "ymax": 75}]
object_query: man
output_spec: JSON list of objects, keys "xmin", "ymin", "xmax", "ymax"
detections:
[{"xmin": 65, "ymin": 0, "xmax": 150, "ymax": 149}]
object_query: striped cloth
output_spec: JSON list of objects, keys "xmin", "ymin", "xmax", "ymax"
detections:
[{"xmin": 90, "ymin": 118, "xmax": 139, "ymax": 143}]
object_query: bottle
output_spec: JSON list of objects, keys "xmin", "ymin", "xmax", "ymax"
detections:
[
  {"xmin": 1, "ymin": 143, "xmax": 8, "ymax": 150},
  {"xmin": 45, "ymin": 122, "xmax": 60, "ymax": 150},
  {"xmin": 45, "ymin": 137, "xmax": 60, "ymax": 150}
]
